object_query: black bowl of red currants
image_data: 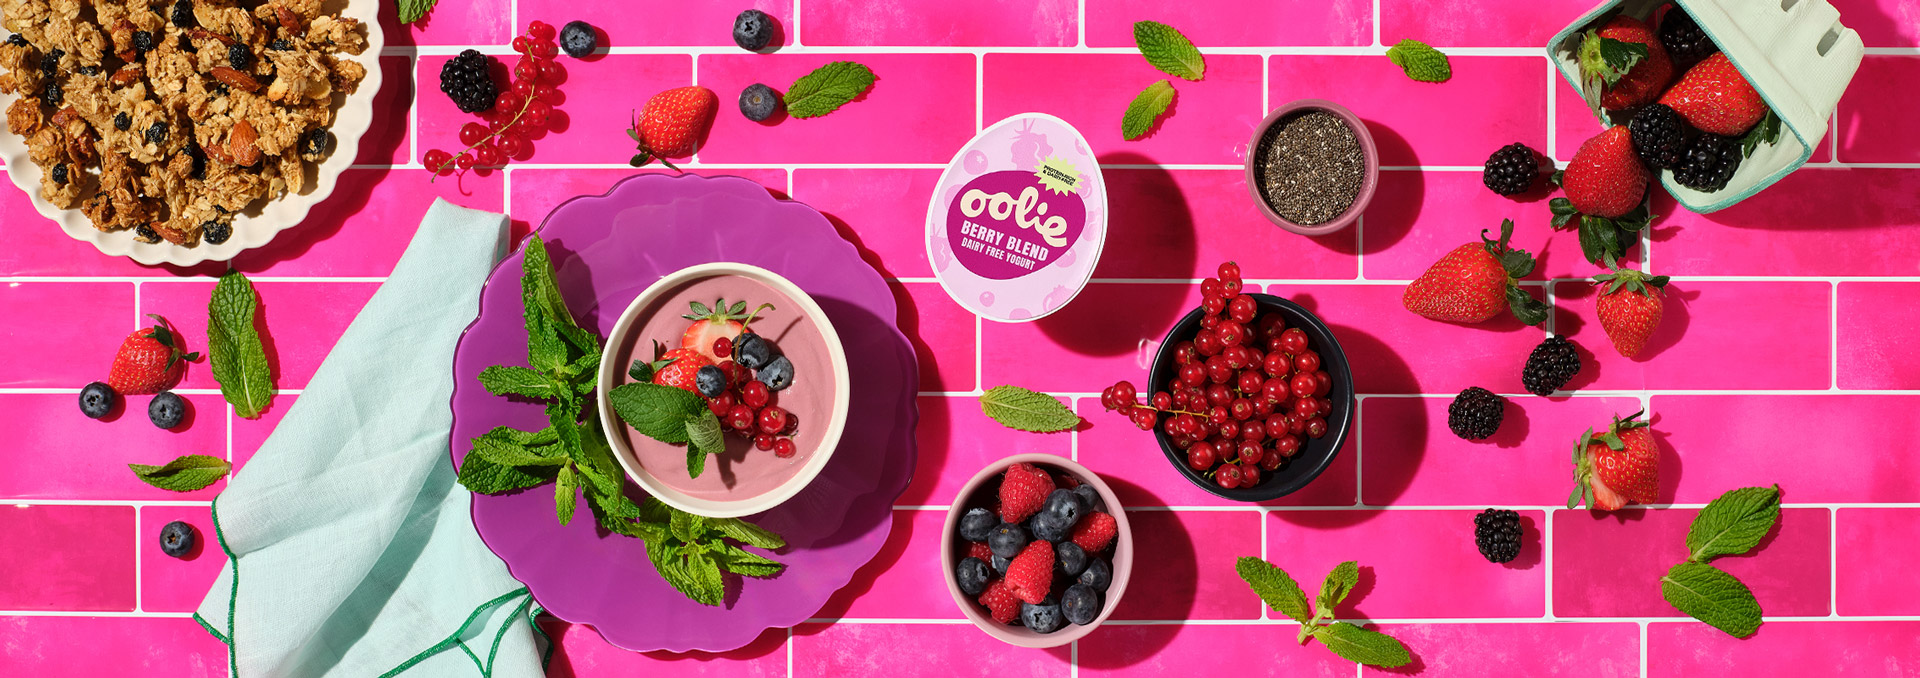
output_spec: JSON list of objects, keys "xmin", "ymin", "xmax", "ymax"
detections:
[{"xmin": 1135, "ymin": 290, "xmax": 1354, "ymax": 501}]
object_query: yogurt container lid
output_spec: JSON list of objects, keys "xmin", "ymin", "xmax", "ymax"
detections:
[{"xmin": 925, "ymin": 113, "xmax": 1108, "ymax": 323}]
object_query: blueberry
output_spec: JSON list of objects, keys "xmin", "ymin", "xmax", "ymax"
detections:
[
  {"xmin": 5, "ymin": 34, "xmax": 25, "ymax": 47},
  {"xmin": 732, "ymin": 9, "xmax": 773, "ymax": 51},
  {"xmin": 114, "ymin": 111, "xmax": 130, "ymax": 130},
  {"xmin": 1072, "ymin": 484, "xmax": 1105, "ymax": 513},
  {"xmin": 1020, "ymin": 597, "xmax": 1065, "ymax": 633},
  {"xmin": 694, "ymin": 364, "xmax": 727, "ymax": 397},
  {"xmin": 987, "ymin": 522, "xmax": 1026, "ymax": 559},
  {"xmin": 1041, "ymin": 488, "xmax": 1083, "ymax": 529},
  {"xmin": 560, "ymin": 21, "xmax": 596, "ymax": 58},
  {"xmin": 268, "ymin": 38, "xmax": 292, "ymax": 51},
  {"xmin": 756, "ymin": 355, "xmax": 793, "ymax": 391},
  {"xmin": 79, "ymin": 381, "xmax": 115, "ymax": 419},
  {"xmin": 171, "ymin": 0, "xmax": 194, "ymax": 28},
  {"xmin": 733, "ymin": 333, "xmax": 773, "ymax": 369},
  {"xmin": 1061, "ymin": 584, "xmax": 1100, "ymax": 625},
  {"xmin": 1029, "ymin": 511, "xmax": 1070, "ymax": 543},
  {"xmin": 133, "ymin": 30, "xmax": 155, "ymax": 53},
  {"xmin": 145, "ymin": 121, "xmax": 167, "ymax": 145},
  {"xmin": 1055, "ymin": 541, "xmax": 1087, "ymax": 578},
  {"xmin": 202, "ymin": 221, "xmax": 231, "ymax": 245},
  {"xmin": 227, "ymin": 43, "xmax": 250, "ymax": 70},
  {"xmin": 958, "ymin": 507, "xmax": 996, "ymax": 542},
  {"xmin": 991, "ymin": 554, "xmax": 1009, "ymax": 574},
  {"xmin": 738, "ymin": 83, "xmax": 780, "ymax": 122},
  {"xmin": 149, "ymin": 391, "xmax": 186, "ymax": 429},
  {"xmin": 955, "ymin": 557, "xmax": 991, "ymax": 596},
  {"xmin": 300, "ymin": 128, "xmax": 330, "ymax": 157},
  {"xmin": 1079, "ymin": 558, "xmax": 1111, "ymax": 591},
  {"xmin": 159, "ymin": 520, "xmax": 195, "ymax": 558},
  {"xmin": 51, "ymin": 162, "xmax": 67, "ymax": 184}
]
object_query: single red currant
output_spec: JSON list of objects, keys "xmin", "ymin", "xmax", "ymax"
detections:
[
  {"xmin": 1112, "ymin": 381, "xmax": 1136, "ymax": 405},
  {"xmin": 708, "ymin": 392, "xmax": 733, "ymax": 417},
  {"xmin": 514, "ymin": 60, "xmax": 541, "ymax": 83},
  {"xmin": 455, "ymin": 153, "xmax": 476, "ymax": 169},
  {"xmin": 1221, "ymin": 277, "xmax": 1242, "ymax": 296},
  {"xmin": 1274, "ymin": 434, "xmax": 1300, "ymax": 457},
  {"xmin": 1187, "ymin": 442, "xmax": 1217, "ymax": 470},
  {"xmin": 1200, "ymin": 315, "xmax": 1219, "ymax": 330},
  {"xmin": 512, "ymin": 36, "xmax": 531, "ymax": 53},
  {"xmin": 712, "ymin": 336, "xmax": 734, "ymax": 358},
  {"xmin": 1241, "ymin": 419, "xmax": 1265, "ymax": 442},
  {"xmin": 1217, "ymin": 322, "xmax": 1246, "ymax": 347},
  {"xmin": 754, "ymin": 433, "xmax": 775, "ymax": 451},
  {"xmin": 1206, "ymin": 383, "xmax": 1233, "ymax": 406},
  {"xmin": 528, "ymin": 20, "xmax": 556, "ymax": 40},
  {"xmin": 1151, "ymin": 391, "xmax": 1173, "ymax": 410},
  {"xmin": 1215, "ymin": 419, "xmax": 1239, "ymax": 440},
  {"xmin": 1230, "ymin": 398, "xmax": 1254, "ymax": 421},
  {"xmin": 493, "ymin": 133, "xmax": 527, "ymax": 158},
  {"xmin": 723, "ymin": 361, "xmax": 751, "ymax": 387},
  {"xmin": 1237, "ymin": 370, "xmax": 1264, "ymax": 395},
  {"xmin": 1260, "ymin": 448, "xmax": 1284, "ymax": 470},
  {"xmin": 1179, "ymin": 363, "xmax": 1207, "ymax": 387},
  {"xmin": 1194, "ymin": 329, "xmax": 1221, "ymax": 356},
  {"xmin": 1222, "ymin": 345, "xmax": 1248, "ymax": 370},
  {"xmin": 1239, "ymin": 462, "xmax": 1261, "ymax": 486},
  {"xmin": 1314, "ymin": 370, "xmax": 1332, "ymax": 396},
  {"xmin": 423, "ymin": 149, "xmax": 454, "ymax": 175},
  {"xmin": 727, "ymin": 404, "xmax": 756, "ymax": 431},
  {"xmin": 1287, "ymin": 415, "xmax": 1307, "ymax": 436},
  {"xmin": 1253, "ymin": 398, "xmax": 1277, "ymax": 416},
  {"xmin": 1315, "ymin": 397, "xmax": 1333, "ymax": 418},
  {"xmin": 1305, "ymin": 417, "xmax": 1328, "ymax": 438},
  {"xmin": 1291, "ymin": 373, "xmax": 1316, "ymax": 399},
  {"xmin": 1130, "ymin": 407, "xmax": 1157, "ymax": 430},
  {"xmin": 459, "ymin": 122, "xmax": 489, "ymax": 146},
  {"xmin": 1263, "ymin": 377, "xmax": 1291, "ymax": 402},
  {"xmin": 1200, "ymin": 278, "xmax": 1222, "ymax": 301},
  {"xmin": 1218, "ymin": 261, "xmax": 1241, "ymax": 283},
  {"xmin": 1202, "ymin": 296, "xmax": 1225, "ymax": 316},
  {"xmin": 1208, "ymin": 405, "xmax": 1230, "ymax": 426},
  {"xmin": 474, "ymin": 145, "xmax": 503, "ymax": 167},
  {"xmin": 773, "ymin": 438, "xmax": 797, "ymax": 458},
  {"xmin": 1295, "ymin": 351, "xmax": 1321, "ymax": 374},
  {"xmin": 1207, "ymin": 358, "xmax": 1233, "ymax": 385},
  {"xmin": 1172, "ymin": 341, "xmax": 1197, "ymax": 365},
  {"xmin": 1217, "ymin": 464, "xmax": 1243, "ymax": 489},
  {"xmin": 758, "ymin": 406, "xmax": 789, "ymax": 434},
  {"xmin": 1281, "ymin": 328, "xmax": 1310, "ymax": 354},
  {"xmin": 1259, "ymin": 312, "xmax": 1286, "ymax": 336},
  {"xmin": 531, "ymin": 40, "xmax": 557, "ymax": 58},
  {"xmin": 1292, "ymin": 397, "xmax": 1317, "ymax": 417},
  {"xmin": 1228, "ymin": 295, "xmax": 1257, "ymax": 324},
  {"xmin": 742, "ymin": 380, "xmax": 771, "ymax": 409},
  {"xmin": 1237, "ymin": 440, "xmax": 1262, "ymax": 463},
  {"xmin": 1264, "ymin": 351, "xmax": 1292, "ymax": 376}
]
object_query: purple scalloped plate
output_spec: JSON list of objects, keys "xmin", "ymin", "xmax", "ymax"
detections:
[{"xmin": 449, "ymin": 174, "xmax": 918, "ymax": 653}]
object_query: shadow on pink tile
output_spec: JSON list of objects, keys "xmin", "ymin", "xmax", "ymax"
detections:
[
  {"xmin": 1555, "ymin": 281, "xmax": 1830, "ymax": 391},
  {"xmin": 1363, "ymin": 622, "xmax": 1639, "ymax": 677},
  {"xmin": 0, "ymin": 505, "xmax": 135, "ymax": 611},
  {"xmin": 1648, "ymin": 620, "xmax": 1920, "ymax": 677},
  {"xmin": 984, "ymin": 54, "xmax": 1264, "ymax": 166},
  {"xmin": 814, "ymin": 510, "xmax": 964, "ymax": 619},
  {"xmin": 1078, "ymin": 623, "xmax": 1352, "ymax": 676},
  {"xmin": 4, "ymin": 393, "xmax": 226, "ymax": 500},
  {"xmin": 1836, "ymin": 508, "xmax": 1920, "ymax": 616},
  {"xmin": 804, "ymin": 0, "xmax": 1075, "ymax": 46},
  {"xmin": 542, "ymin": 619, "xmax": 786, "ymax": 677},
  {"xmin": 1101, "ymin": 163, "xmax": 1357, "ymax": 280},
  {"xmin": 981, "ymin": 283, "xmax": 1203, "ymax": 393},
  {"xmin": 1111, "ymin": 504, "xmax": 1262, "ymax": 621},
  {"xmin": 1380, "ymin": 0, "xmax": 1594, "ymax": 47},
  {"xmin": 1663, "ymin": 169, "xmax": 1920, "ymax": 276},
  {"xmin": 793, "ymin": 168, "xmax": 942, "ymax": 279},
  {"xmin": 1827, "ymin": 0, "xmax": 1920, "ymax": 47},
  {"xmin": 1086, "ymin": 0, "xmax": 1369, "ymax": 47},
  {"xmin": 140, "ymin": 505, "xmax": 222, "ymax": 613},
  {"xmin": 1837, "ymin": 57, "xmax": 1920, "ymax": 163},
  {"xmin": 356, "ymin": 56, "xmax": 414, "ymax": 165},
  {"xmin": 0, "ymin": 615, "xmax": 228, "ymax": 677},
  {"xmin": 892, "ymin": 281, "xmax": 975, "ymax": 392},
  {"xmin": 234, "ymin": 169, "xmax": 504, "ymax": 277},
  {"xmin": 1654, "ymin": 395, "xmax": 1920, "ymax": 503},
  {"xmin": 1269, "ymin": 510, "xmax": 1546, "ymax": 619},
  {"xmin": 791, "ymin": 622, "xmax": 1069, "ymax": 677},
  {"xmin": 509, "ymin": 168, "xmax": 789, "ymax": 238},
  {"xmin": 902, "ymin": 396, "xmax": 1069, "ymax": 506}
]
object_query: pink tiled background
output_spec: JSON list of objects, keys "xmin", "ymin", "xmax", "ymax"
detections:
[{"xmin": 4, "ymin": 0, "xmax": 1920, "ymax": 674}]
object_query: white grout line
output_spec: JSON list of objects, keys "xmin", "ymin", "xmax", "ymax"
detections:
[
  {"xmin": 131, "ymin": 506, "xmax": 142, "ymax": 613},
  {"xmin": 1831, "ymin": 507, "xmax": 1841, "ymax": 617}
]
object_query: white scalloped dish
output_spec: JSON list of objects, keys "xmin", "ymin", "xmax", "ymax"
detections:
[{"xmin": 0, "ymin": 0, "xmax": 384, "ymax": 266}]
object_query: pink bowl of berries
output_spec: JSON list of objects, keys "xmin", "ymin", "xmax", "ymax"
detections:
[
  {"xmin": 594, "ymin": 262, "xmax": 851, "ymax": 518},
  {"xmin": 943, "ymin": 455, "xmax": 1132, "ymax": 648},
  {"xmin": 1110, "ymin": 262, "xmax": 1354, "ymax": 501}
]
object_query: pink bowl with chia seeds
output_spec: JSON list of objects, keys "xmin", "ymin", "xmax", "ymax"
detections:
[{"xmin": 1244, "ymin": 99, "xmax": 1380, "ymax": 236}]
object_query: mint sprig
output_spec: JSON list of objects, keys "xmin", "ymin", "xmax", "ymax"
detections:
[
  {"xmin": 129, "ymin": 454, "xmax": 230, "ymax": 492},
  {"xmin": 1236, "ymin": 557, "xmax": 1411, "ymax": 667},
  {"xmin": 1660, "ymin": 485, "xmax": 1782, "ymax": 637},
  {"xmin": 979, "ymin": 385, "xmax": 1081, "ymax": 433},
  {"xmin": 207, "ymin": 271, "xmax": 275, "ymax": 419},
  {"xmin": 785, "ymin": 61, "xmax": 875, "ymax": 119},
  {"xmin": 608, "ymin": 382, "xmax": 726, "ymax": 478},
  {"xmin": 1122, "ymin": 79, "xmax": 1176, "ymax": 141},
  {"xmin": 1133, "ymin": 21, "xmax": 1204, "ymax": 81}
]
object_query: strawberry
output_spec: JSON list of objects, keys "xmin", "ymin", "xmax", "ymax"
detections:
[
  {"xmin": 977, "ymin": 580, "xmax": 1020, "ymax": 623},
  {"xmin": 997, "ymin": 462, "xmax": 1054, "ymax": 523},
  {"xmin": 1002, "ymin": 540, "xmax": 1055, "ymax": 605},
  {"xmin": 1659, "ymin": 52, "xmax": 1767, "ymax": 136},
  {"xmin": 1578, "ymin": 16, "xmax": 1673, "ymax": 111},
  {"xmin": 1593, "ymin": 263, "xmax": 1669, "ymax": 358},
  {"xmin": 107, "ymin": 315, "xmax": 199, "ymax": 395},
  {"xmin": 628, "ymin": 86, "xmax": 717, "ymax": 169},
  {"xmin": 649, "ymin": 348, "xmax": 714, "ymax": 394},
  {"xmin": 680, "ymin": 298, "xmax": 773, "ymax": 362},
  {"xmin": 1071, "ymin": 511, "xmax": 1118, "ymax": 553},
  {"xmin": 1402, "ymin": 219, "xmax": 1549, "ymax": 326},
  {"xmin": 1569, "ymin": 411, "xmax": 1659, "ymax": 511},
  {"xmin": 966, "ymin": 541, "xmax": 995, "ymax": 563},
  {"xmin": 1563, "ymin": 126, "xmax": 1650, "ymax": 219}
]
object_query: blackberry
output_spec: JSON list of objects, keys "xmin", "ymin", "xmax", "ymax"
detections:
[
  {"xmin": 227, "ymin": 43, "xmax": 250, "ymax": 69},
  {"xmin": 1481, "ymin": 142, "xmax": 1540, "ymax": 196},
  {"xmin": 41, "ymin": 79, "xmax": 61, "ymax": 106},
  {"xmin": 145, "ymin": 121, "xmax": 168, "ymax": 144},
  {"xmin": 5, "ymin": 34, "xmax": 25, "ymax": 47},
  {"xmin": 1473, "ymin": 509, "xmax": 1522, "ymax": 564},
  {"xmin": 1629, "ymin": 103, "xmax": 1689, "ymax": 170},
  {"xmin": 50, "ymin": 162, "xmax": 67, "ymax": 184},
  {"xmin": 438, "ymin": 49, "xmax": 498, "ymax": 113},
  {"xmin": 134, "ymin": 224, "xmax": 161, "ymax": 243},
  {"xmin": 1521, "ymin": 336, "xmax": 1581, "ymax": 396},
  {"xmin": 1659, "ymin": 8, "xmax": 1718, "ymax": 63},
  {"xmin": 171, "ymin": 0, "xmax": 194, "ymax": 28},
  {"xmin": 1672, "ymin": 133, "xmax": 1741, "ymax": 193},
  {"xmin": 301, "ymin": 127, "xmax": 329, "ymax": 157},
  {"xmin": 1447, "ymin": 387, "xmax": 1505, "ymax": 440},
  {"xmin": 114, "ymin": 111, "xmax": 131, "ymax": 130},
  {"xmin": 133, "ymin": 30, "xmax": 156, "ymax": 53},
  {"xmin": 268, "ymin": 38, "xmax": 292, "ymax": 51},
  {"xmin": 202, "ymin": 221, "xmax": 231, "ymax": 245}
]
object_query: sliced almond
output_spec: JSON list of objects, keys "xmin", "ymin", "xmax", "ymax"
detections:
[
  {"xmin": 189, "ymin": 28, "xmax": 237, "ymax": 45},
  {"xmin": 275, "ymin": 6, "xmax": 304, "ymax": 34},
  {"xmin": 209, "ymin": 67, "xmax": 261, "ymax": 93}
]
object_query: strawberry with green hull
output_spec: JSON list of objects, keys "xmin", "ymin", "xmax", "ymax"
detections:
[
  {"xmin": 109, "ymin": 315, "xmax": 200, "ymax": 395},
  {"xmin": 1578, "ymin": 16, "xmax": 1673, "ymax": 112},
  {"xmin": 647, "ymin": 347, "xmax": 714, "ymax": 394},
  {"xmin": 679, "ymin": 298, "xmax": 774, "ymax": 362},
  {"xmin": 1401, "ymin": 219, "xmax": 1550, "ymax": 326},
  {"xmin": 1660, "ymin": 52, "xmax": 1767, "ymax": 137},
  {"xmin": 1552, "ymin": 126, "xmax": 1654, "ymax": 265},
  {"xmin": 1570, "ymin": 411, "xmax": 1659, "ymax": 511},
  {"xmin": 1594, "ymin": 262, "xmax": 1669, "ymax": 358},
  {"xmin": 629, "ymin": 86, "xmax": 718, "ymax": 169}
]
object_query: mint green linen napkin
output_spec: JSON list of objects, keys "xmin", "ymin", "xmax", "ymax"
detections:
[{"xmin": 195, "ymin": 198, "xmax": 547, "ymax": 678}]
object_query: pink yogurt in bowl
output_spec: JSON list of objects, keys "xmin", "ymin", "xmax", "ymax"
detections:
[{"xmin": 595, "ymin": 263, "xmax": 850, "ymax": 518}]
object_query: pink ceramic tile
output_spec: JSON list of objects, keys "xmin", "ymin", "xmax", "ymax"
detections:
[
  {"xmin": 0, "ymin": 616, "xmax": 228, "ymax": 677},
  {"xmin": 1267, "ymin": 510, "xmax": 1546, "ymax": 618},
  {"xmin": 893, "ymin": 281, "xmax": 975, "ymax": 392},
  {"xmin": 1361, "ymin": 623, "xmax": 1639, "ymax": 677},
  {"xmin": 1829, "ymin": 0, "xmax": 1920, "ymax": 47},
  {"xmin": 790, "ymin": 168, "xmax": 942, "ymax": 279},
  {"xmin": 984, "ymin": 54, "xmax": 1264, "ymax": 166},
  {"xmin": 1660, "ymin": 169, "xmax": 1920, "ymax": 276},
  {"xmin": 510, "ymin": 168, "xmax": 788, "ymax": 234},
  {"xmin": 1100, "ymin": 169, "xmax": 1357, "ymax": 280},
  {"xmin": 139, "ymin": 506, "xmax": 221, "ymax": 613},
  {"xmin": 376, "ymin": 0, "xmax": 511, "ymax": 46},
  {"xmin": 1381, "ymin": 0, "xmax": 1594, "ymax": 46},
  {"xmin": 1263, "ymin": 283, "xmax": 1548, "ymax": 395},
  {"xmin": 542, "ymin": 620, "xmax": 787, "ymax": 677},
  {"xmin": 1077, "ymin": 624, "xmax": 1352, "ymax": 677},
  {"xmin": 416, "ymin": 55, "xmax": 692, "ymax": 166},
  {"xmin": 0, "ymin": 505, "xmax": 135, "ymax": 610},
  {"xmin": 1838, "ymin": 57, "xmax": 1920, "ymax": 163},
  {"xmin": 1554, "ymin": 281, "xmax": 1830, "ymax": 391},
  {"xmin": 515, "ymin": 1, "xmax": 791, "ymax": 47},
  {"xmin": 358, "ymin": 56, "xmax": 415, "ymax": 165},
  {"xmin": 0, "ymin": 283, "xmax": 134, "ymax": 388},
  {"xmin": 0, "ymin": 176, "xmax": 218, "ymax": 277},
  {"xmin": 139, "ymin": 281, "xmax": 378, "ymax": 392},
  {"xmin": 1085, "ymin": 0, "xmax": 1369, "ymax": 47},
  {"xmin": 1837, "ymin": 508, "xmax": 1920, "ymax": 616},
  {"xmin": 1113, "ymin": 510, "xmax": 1263, "ymax": 620},
  {"xmin": 1839, "ymin": 282, "xmax": 1920, "ymax": 389},
  {"xmin": 1648, "ymin": 621, "xmax": 1920, "ymax": 677},
  {"xmin": 1553, "ymin": 507, "xmax": 1829, "ymax": 618},
  {"xmin": 233, "ymin": 169, "xmax": 505, "ymax": 277},
  {"xmin": 903, "ymin": 396, "xmax": 1070, "ymax": 506},
  {"xmin": 791, "ymin": 623, "xmax": 1068, "ymax": 677},
  {"xmin": 1269, "ymin": 56, "xmax": 1546, "ymax": 166},
  {"xmin": 1362, "ymin": 170, "xmax": 1634, "ymax": 282},
  {"xmin": 700, "ymin": 54, "xmax": 976, "ymax": 164},
  {"xmin": 1, "ymin": 393, "xmax": 227, "ymax": 500},
  {"xmin": 978, "ymin": 282, "xmax": 1203, "ymax": 393},
  {"xmin": 1361, "ymin": 396, "xmax": 1643, "ymax": 506},
  {"xmin": 804, "ymin": 0, "xmax": 1075, "ymax": 46},
  {"xmin": 1656, "ymin": 396, "xmax": 1920, "ymax": 503},
  {"xmin": 816, "ymin": 510, "xmax": 963, "ymax": 618},
  {"xmin": 1076, "ymin": 397, "xmax": 1357, "ymax": 508},
  {"xmin": 232, "ymin": 394, "xmax": 293, "ymax": 472}
]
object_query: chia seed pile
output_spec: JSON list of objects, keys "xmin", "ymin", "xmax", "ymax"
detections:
[{"xmin": 1257, "ymin": 111, "xmax": 1365, "ymax": 226}]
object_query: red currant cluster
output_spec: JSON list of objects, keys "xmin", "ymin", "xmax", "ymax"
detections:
[
  {"xmin": 703, "ymin": 335, "xmax": 800, "ymax": 458},
  {"xmin": 1099, "ymin": 262, "xmax": 1336, "ymax": 490},
  {"xmin": 423, "ymin": 21, "xmax": 567, "ymax": 175}
]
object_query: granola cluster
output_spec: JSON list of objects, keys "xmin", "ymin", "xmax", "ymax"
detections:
[{"xmin": 0, "ymin": 0, "xmax": 365, "ymax": 247}]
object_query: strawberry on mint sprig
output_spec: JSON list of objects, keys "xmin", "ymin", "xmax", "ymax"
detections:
[{"xmin": 424, "ymin": 21, "xmax": 567, "ymax": 177}]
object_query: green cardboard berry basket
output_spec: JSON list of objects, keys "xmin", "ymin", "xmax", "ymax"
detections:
[{"xmin": 1546, "ymin": 0, "xmax": 1863, "ymax": 213}]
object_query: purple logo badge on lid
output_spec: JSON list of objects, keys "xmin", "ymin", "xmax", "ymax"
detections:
[{"xmin": 946, "ymin": 170, "xmax": 1087, "ymax": 280}]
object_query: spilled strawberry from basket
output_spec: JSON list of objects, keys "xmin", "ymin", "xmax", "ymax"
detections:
[
  {"xmin": 1569, "ymin": 410, "xmax": 1659, "ymax": 511},
  {"xmin": 108, "ymin": 315, "xmax": 200, "ymax": 395},
  {"xmin": 1577, "ymin": 15, "xmax": 1673, "ymax": 112},
  {"xmin": 1551, "ymin": 126, "xmax": 1654, "ymax": 265},
  {"xmin": 1402, "ymin": 219, "xmax": 1550, "ymax": 326},
  {"xmin": 1593, "ymin": 260, "xmax": 1669, "ymax": 358},
  {"xmin": 628, "ymin": 86, "xmax": 718, "ymax": 169}
]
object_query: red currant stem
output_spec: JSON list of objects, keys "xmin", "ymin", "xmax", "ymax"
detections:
[
  {"xmin": 737, "ymin": 303, "xmax": 777, "ymax": 328},
  {"xmin": 427, "ymin": 89, "xmax": 545, "ymax": 180},
  {"xmin": 1120, "ymin": 400, "xmax": 1205, "ymax": 418}
]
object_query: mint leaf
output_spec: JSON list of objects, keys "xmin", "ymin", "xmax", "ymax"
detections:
[
  {"xmin": 711, "ymin": 517, "xmax": 786, "ymax": 550},
  {"xmin": 554, "ymin": 465, "xmax": 579, "ymax": 525},
  {"xmin": 1317, "ymin": 561, "xmax": 1359, "ymax": 611},
  {"xmin": 397, "ymin": 0, "xmax": 437, "ymax": 23},
  {"xmin": 477, "ymin": 426, "xmax": 558, "ymax": 447},
  {"xmin": 478, "ymin": 365, "xmax": 562, "ymax": 399},
  {"xmin": 1121, "ymin": 80, "xmax": 1176, "ymax": 141},
  {"xmin": 207, "ymin": 271, "xmax": 275, "ymax": 419},
  {"xmin": 979, "ymin": 385, "xmax": 1081, "ymax": 433},
  {"xmin": 785, "ymin": 61, "xmax": 875, "ymax": 119},
  {"xmin": 713, "ymin": 543, "xmax": 786, "ymax": 577},
  {"xmin": 520, "ymin": 235, "xmax": 573, "ymax": 373},
  {"xmin": 457, "ymin": 452, "xmax": 560, "ymax": 494},
  {"xmin": 609, "ymin": 382, "xmax": 709, "ymax": 446},
  {"xmin": 1312, "ymin": 622, "xmax": 1412, "ymax": 668},
  {"xmin": 1687, "ymin": 485, "xmax": 1782, "ymax": 563},
  {"xmin": 1662, "ymin": 562, "xmax": 1763, "ymax": 637},
  {"xmin": 1235, "ymin": 556, "xmax": 1312, "ymax": 623},
  {"xmin": 469, "ymin": 437, "xmax": 568, "ymax": 468},
  {"xmin": 684, "ymin": 409, "xmax": 725, "ymax": 479},
  {"xmin": 1386, "ymin": 39, "xmax": 1450, "ymax": 83},
  {"xmin": 686, "ymin": 549, "xmax": 726, "ymax": 606},
  {"xmin": 1133, "ymin": 21, "xmax": 1204, "ymax": 81},
  {"xmin": 128, "ymin": 455, "xmax": 229, "ymax": 492},
  {"xmin": 671, "ymin": 509, "xmax": 704, "ymax": 543}
]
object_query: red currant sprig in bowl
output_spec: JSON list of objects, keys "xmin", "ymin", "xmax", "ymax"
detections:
[{"xmin": 423, "ymin": 21, "xmax": 569, "ymax": 177}]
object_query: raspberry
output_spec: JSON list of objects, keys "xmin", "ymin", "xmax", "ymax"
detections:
[
  {"xmin": 977, "ymin": 580, "xmax": 1019, "ymax": 624},
  {"xmin": 997, "ymin": 462, "xmax": 1054, "ymax": 523},
  {"xmin": 1446, "ymin": 387, "xmax": 1505, "ymax": 440},
  {"xmin": 1070, "ymin": 512, "xmax": 1117, "ymax": 553},
  {"xmin": 1002, "ymin": 540, "xmax": 1055, "ymax": 605},
  {"xmin": 1521, "ymin": 336, "xmax": 1581, "ymax": 396},
  {"xmin": 1672, "ymin": 133, "xmax": 1742, "ymax": 193},
  {"xmin": 1629, "ymin": 104, "xmax": 1689, "ymax": 170},
  {"xmin": 966, "ymin": 540, "xmax": 994, "ymax": 562},
  {"xmin": 1474, "ymin": 509, "xmax": 1522, "ymax": 564},
  {"xmin": 438, "ymin": 49, "xmax": 499, "ymax": 113},
  {"xmin": 1481, "ymin": 142, "xmax": 1541, "ymax": 196}
]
